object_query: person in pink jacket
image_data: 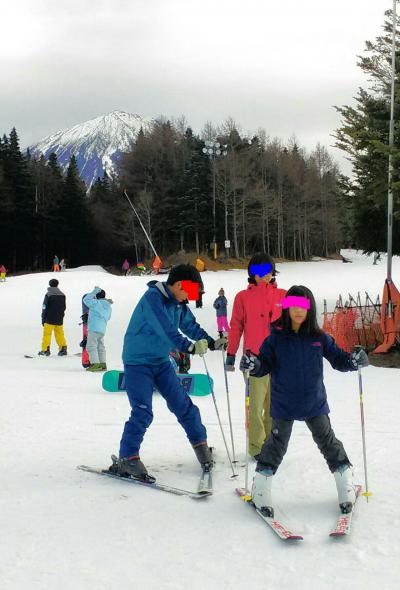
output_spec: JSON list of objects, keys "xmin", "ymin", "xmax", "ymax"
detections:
[
  {"xmin": 122, "ymin": 259, "xmax": 130, "ymax": 276},
  {"xmin": 225, "ymin": 253, "xmax": 286, "ymax": 458},
  {"xmin": 0, "ymin": 264, "xmax": 7, "ymax": 282}
]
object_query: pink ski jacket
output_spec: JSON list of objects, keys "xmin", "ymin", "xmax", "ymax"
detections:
[{"xmin": 227, "ymin": 281, "xmax": 287, "ymax": 356}]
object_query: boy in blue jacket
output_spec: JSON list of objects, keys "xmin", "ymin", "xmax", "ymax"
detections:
[
  {"xmin": 109, "ymin": 264, "xmax": 227, "ymax": 481},
  {"xmin": 240, "ymin": 285, "xmax": 369, "ymax": 516},
  {"xmin": 83, "ymin": 287, "xmax": 113, "ymax": 372}
]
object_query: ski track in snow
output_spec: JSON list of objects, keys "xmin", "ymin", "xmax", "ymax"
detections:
[{"xmin": 0, "ymin": 250, "xmax": 399, "ymax": 590}]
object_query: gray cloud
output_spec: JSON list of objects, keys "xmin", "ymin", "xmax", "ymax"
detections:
[{"xmin": 0, "ymin": 0, "xmax": 386, "ymax": 177}]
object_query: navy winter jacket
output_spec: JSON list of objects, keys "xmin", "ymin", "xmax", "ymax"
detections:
[
  {"xmin": 123, "ymin": 281, "xmax": 214, "ymax": 365},
  {"xmin": 254, "ymin": 326, "xmax": 356, "ymax": 420},
  {"xmin": 41, "ymin": 287, "xmax": 66, "ymax": 325},
  {"xmin": 213, "ymin": 295, "xmax": 228, "ymax": 317}
]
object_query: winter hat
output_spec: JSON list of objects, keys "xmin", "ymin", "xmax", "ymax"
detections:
[
  {"xmin": 96, "ymin": 289, "xmax": 106, "ymax": 299},
  {"xmin": 218, "ymin": 288, "xmax": 224, "ymax": 295},
  {"xmin": 49, "ymin": 279, "xmax": 59, "ymax": 287},
  {"xmin": 166, "ymin": 264, "xmax": 202, "ymax": 286}
]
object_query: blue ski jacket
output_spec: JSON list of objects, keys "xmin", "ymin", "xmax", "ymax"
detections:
[
  {"xmin": 123, "ymin": 281, "xmax": 213, "ymax": 365},
  {"xmin": 254, "ymin": 326, "xmax": 356, "ymax": 420},
  {"xmin": 83, "ymin": 288, "xmax": 112, "ymax": 334}
]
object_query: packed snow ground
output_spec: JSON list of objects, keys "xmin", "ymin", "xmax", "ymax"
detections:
[{"xmin": 0, "ymin": 250, "xmax": 399, "ymax": 590}]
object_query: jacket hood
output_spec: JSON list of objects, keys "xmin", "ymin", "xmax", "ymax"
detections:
[
  {"xmin": 147, "ymin": 280, "xmax": 189, "ymax": 306},
  {"xmin": 47, "ymin": 287, "xmax": 64, "ymax": 296},
  {"xmin": 246, "ymin": 281, "xmax": 277, "ymax": 291},
  {"xmin": 147, "ymin": 280, "xmax": 179, "ymax": 303}
]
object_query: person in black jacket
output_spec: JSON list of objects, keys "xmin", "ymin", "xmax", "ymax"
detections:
[
  {"xmin": 39, "ymin": 279, "xmax": 68, "ymax": 356},
  {"xmin": 240, "ymin": 285, "xmax": 369, "ymax": 516}
]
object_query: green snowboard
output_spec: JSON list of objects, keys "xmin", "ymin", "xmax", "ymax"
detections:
[{"xmin": 102, "ymin": 370, "xmax": 213, "ymax": 396}]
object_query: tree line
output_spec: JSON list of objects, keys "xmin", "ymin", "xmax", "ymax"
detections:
[{"xmin": 0, "ymin": 123, "xmax": 349, "ymax": 272}]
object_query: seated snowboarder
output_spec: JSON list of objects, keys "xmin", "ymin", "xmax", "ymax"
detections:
[{"xmin": 109, "ymin": 264, "xmax": 227, "ymax": 481}]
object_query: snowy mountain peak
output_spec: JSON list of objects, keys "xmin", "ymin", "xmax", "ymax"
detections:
[{"xmin": 29, "ymin": 110, "xmax": 154, "ymax": 187}]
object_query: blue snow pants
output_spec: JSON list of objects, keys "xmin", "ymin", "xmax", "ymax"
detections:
[{"xmin": 119, "ymin": 361, "xmax": 207, "ymax": 458}]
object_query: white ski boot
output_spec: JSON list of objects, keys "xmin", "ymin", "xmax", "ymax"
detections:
[
  {"xmin": 252, "ymin": 469, "xmax": 274, "ymax": 517},
  {"xmin": 334, "ymin": 464, "xmax": 356, "ymax": 514}
]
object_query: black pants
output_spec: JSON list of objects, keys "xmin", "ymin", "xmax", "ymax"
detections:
[{"xmin": 257, "ymin": 415, "xmax": 351, "ymax": 474}]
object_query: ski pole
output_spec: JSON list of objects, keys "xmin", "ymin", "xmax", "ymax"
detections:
[
  {"xmin": 221, "ymin": 348, "xmax": 237, "ymax": 463},
  {"xmin": 244, "ymin": 349, "xmax": 251, "ymax": 494},
  {"xmin": 201, "ymin": 354, "xmax": 238, "ymax": 479},
  {"xmin": 354, "ymin": 345, "xmax": 372, "ymax": 502}
]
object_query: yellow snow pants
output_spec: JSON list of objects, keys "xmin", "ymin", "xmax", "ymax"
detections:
[
  {"xmin": 248, "ymin": 374, "xmax": 272, "ymax": 457},
  {"xmin": 41, "ymin": 323, "xmax": 67, "ymax": 351}
]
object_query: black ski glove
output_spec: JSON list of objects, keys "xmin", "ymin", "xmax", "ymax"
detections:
[
  {"xmin": 209, "ymin": 336, "xmax": 228, "ymax": 351},
  {"xmin": 239, "ymin": 352, "xmax": 261, "ymax": 375},
  {"xmin": 225, "ymin": 354, "xmax": 235, "ymax": 372},
  {"xmin": 350, "ymin": 348, "xmax": 369, "ymax": 369}
]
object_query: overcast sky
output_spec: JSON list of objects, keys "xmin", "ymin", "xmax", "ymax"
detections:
[{"xmin": 0, "ymin": 0, "xmax": 388, "ymax": 175}]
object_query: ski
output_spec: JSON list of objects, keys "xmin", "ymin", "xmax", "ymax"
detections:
[
  {"xmin": 329, "ymin": 485, "xmax": 362, "ymax": 537},
  {"xmin": 236, "ymin": 487, "xmax": 303, "ymax": 541},
  {"xmin": 24, "ymin": 354, "xmax": 74, "ymax": 358},
  {"xmin": 77, "ymin": 465, "xmax": 212, "ymax": 500}
]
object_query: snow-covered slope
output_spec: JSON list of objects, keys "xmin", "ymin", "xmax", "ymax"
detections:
[
  {"xmin": 0, "ymin": 251, "xmax": 399, "ymax": 590},
  {"xmin": 28, "ymin": 111, "xmax": 154, "ymax": 187}
]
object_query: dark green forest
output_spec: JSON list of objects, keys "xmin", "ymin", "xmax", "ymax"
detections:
[{"xmin": 0, "ymin": 123, "xmax": 350, "ymax": 272}]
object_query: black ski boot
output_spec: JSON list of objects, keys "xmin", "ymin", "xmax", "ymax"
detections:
[
  {"xmin": 58, "ymin": 346, "xmax": 67, "ymax": 356},
  {"xmin": 193, "ymin": 442, "xmax": 214, "ymax": 471},
  {"xmin": 108, "ymin": 454, "xmax": 155, "ymax": 482},
  {"xmin": 38, "ymin": 347, "xmax": 50, "ymax": 356}
]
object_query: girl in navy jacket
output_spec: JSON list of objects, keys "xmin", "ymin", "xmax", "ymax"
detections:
[{"xmin": 240, "ymin": 285, "xmax": 369, "ymax": 516}]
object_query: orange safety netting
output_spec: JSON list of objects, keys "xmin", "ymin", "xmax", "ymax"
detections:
[
  {"xmin": 374, "ymin": 280, "xmax": 400, "ymax": 353},
  {"xmin": 322, "ymin": 294, "xmax": 383, "ymax": 352}
]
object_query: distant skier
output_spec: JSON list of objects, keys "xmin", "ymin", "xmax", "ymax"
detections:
[
  {"xmin": 136, "ymin": 261, "xmax": 146, "ymax": 275},
  {"xmin": 240, "ymin": 285, "xmax": 369, "ymax": 516},
  {"xmin": 60, "ymin": 258, "xmax": 66, "ymax": 271},
  {"xmin": 83, "ymin": 287, "xmax": 113, "ymax": 372},
  {"xmin": 195, "ymin": 257, "xmax": 205, "ymax": 308},
  {"xmin": 122, "ymin": 259, "xmax": 130, "ymax": 276},
  {"xmin": 170, "ymin": 350, "xmax": 191, "ymax": 374},
  {"xmin": 108, "ymin": 264, "xmax": 227, "ymax": 481},
  {"xmin": 39, "ymin": 278, "xmax": 67, "ymax": 356},
  {"xmin": 0, "ymin": 264, "xmax": 7, "ymax": 282},
  {"xmin": 80, "ymin": 294, "xmax": 90, "ymax": 368},
  {"xmin": 53, "ymin": 255, "xmax": 60, "ymax": 272},
  {"xmin": 213, "ymin": 288, "xmax": 230, "ymax": 337}
]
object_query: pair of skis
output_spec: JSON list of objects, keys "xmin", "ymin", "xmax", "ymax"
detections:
[
  {"xmin": 78, "ymin": 453, "xmax": 214, "ymax": 500},
  {"xmin": 78, "ymin": 463, "xmax": 361, "ymax": 541},
  {"xmin": 236, "ymin": 485, "xmax": 362, "ymax": 541}
]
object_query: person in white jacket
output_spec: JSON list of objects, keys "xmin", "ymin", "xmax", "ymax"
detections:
[{"xmin": 83, "ymin": 286, "xmax": 113, "ymax": 372}]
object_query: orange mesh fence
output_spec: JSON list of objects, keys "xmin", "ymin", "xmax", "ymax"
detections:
[{"xmin": 322, "ymin": 295, "xmax": 383, "ymax": 352}]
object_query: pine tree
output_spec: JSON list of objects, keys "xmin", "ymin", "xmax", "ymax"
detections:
[
  {"xmin": 334, "ymin": 6, "xmax": 400, "ymax": 254},
  {"xmin": 0, "ymin": 128, "xmax": 35, "ymax": 270},
  {"xmin": 59, "ymin": 155, "xmax": 90, "ymax": 265}
]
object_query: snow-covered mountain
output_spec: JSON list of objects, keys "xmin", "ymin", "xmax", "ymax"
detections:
[{"xmin": 29, "ymin": 110, "xmax": 154, "ymax": 187}]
